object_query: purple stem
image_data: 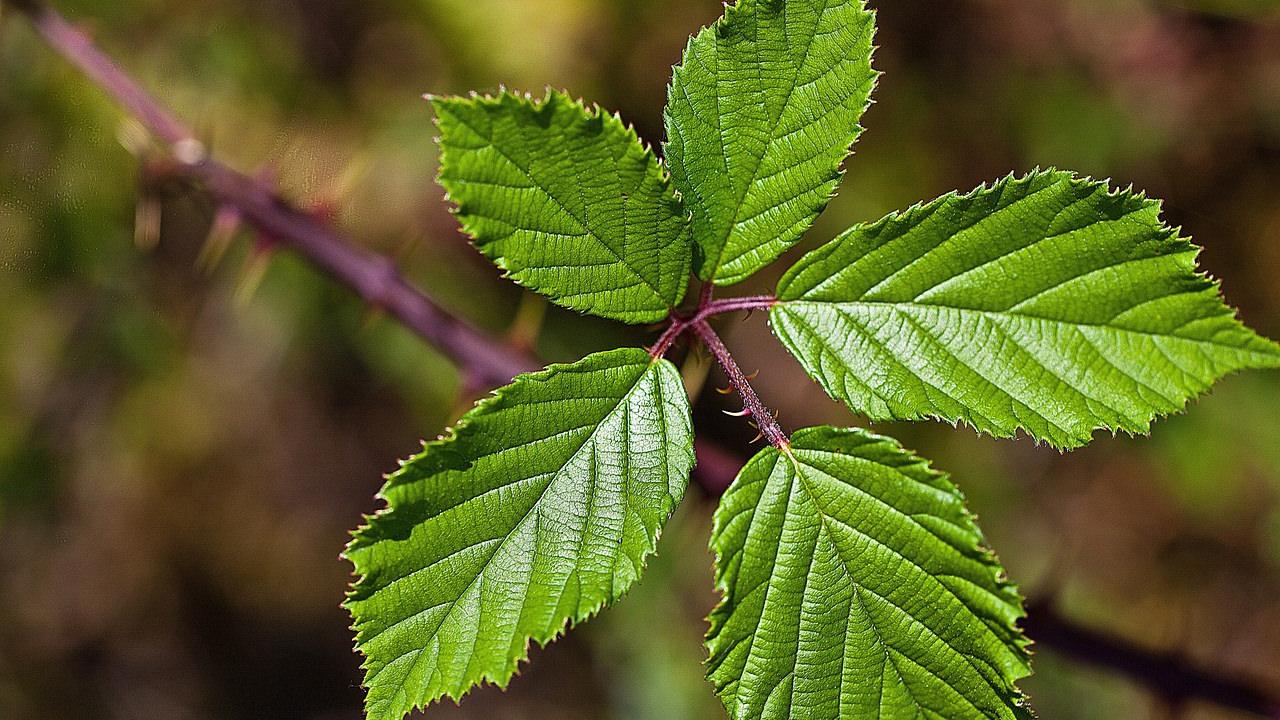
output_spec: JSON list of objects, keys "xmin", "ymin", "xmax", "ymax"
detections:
[
  {"xmin": 12, "ymin": 0, "xmax": 536, "ymax": 389},
  {"xmin": 649, "ymin": 295, "xmax": 776, "ymax": 359},
  {"xmin": 691, "ymin": 320, "xmax": 789, "ymax": 450}
]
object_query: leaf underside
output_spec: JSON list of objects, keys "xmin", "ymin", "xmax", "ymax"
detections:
[
  {"xmin": 708, "ymin": 427, "xmax": 1032, "ymax": 720},
  {"xmin": 664, "ymin": 0, "xmax": 878, "ymax": 286},
  {"xmin": 773, "ymin": 169, "xmax": 1280, "ymax": 448},
  {"xmin": 345, "ymin": 348, "xmax": 695, "ymax": 720},
  {"xmin": 435, "ymin": 91, "xmax": 692, "ymax": 323}
]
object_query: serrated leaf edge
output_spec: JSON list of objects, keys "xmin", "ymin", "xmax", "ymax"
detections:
[
  {"xmin": 705, "ymin": 426, "xmax": 1036, "ymax": 718},
  {"xmin": 430, "ymin": 88, "xmax": 693, "ymax": 323},
  {"xmin": 662, "ymin": 0, "xmax": 883, "ymax": 286},
  {"xmin": 770, "ymin": 168, "xmax": 1280, "ymax": 450},
  {"xmin": 343, "ymin": 349, "xmax": 693, "ymax": 716}
]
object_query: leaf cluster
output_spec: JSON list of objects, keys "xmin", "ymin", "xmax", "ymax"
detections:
[{"xmin": 346, "ymin": 1, "xmax": 1280, "ymax": 718}]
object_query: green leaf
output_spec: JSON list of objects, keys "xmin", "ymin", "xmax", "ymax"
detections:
[
  {"xmin": 708, "ymin": 427, "xmax": 1032, "ymax": 720},
  {"xmin": 664, "ymin": 0, "xmax": 878, "ymax": 286},
  {"xmin": 345, "ymin": 348, "xmax": 695, "ymax": 719},
  {"xmin": 772, "ymin": 170, "xmax": 1280, "ymax": 449},
  {"xmin": 434, "ymin": 91, "xmax": 691, "ymax": 323}
]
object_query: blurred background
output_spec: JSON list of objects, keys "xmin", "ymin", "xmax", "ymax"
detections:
[{"xmin": 3, "ymin": 0, "xmax": 1280, "ymax": 718}]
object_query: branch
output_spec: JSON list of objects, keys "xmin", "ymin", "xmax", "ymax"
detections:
[
  {"xmin": 691, "ymin": 320, "xmax": 789, "ymax": 450},
  {"xmin": 184, "ymin": 160, "xmax": 539, "ymax": 389},
  {"xmin": 701, "ymin": 295, "xmax": 776, "ymax": 318},
  {"xmin": 9, "ymin": 0, "xmax": 189, "ymax": 146},
  {"xmin": 13, "ymin": 1, "xmax": 1280, "ymax": 716},
  {"xmin": 1024, "ymin": 600, "xmax": 1280, "ymax": 718},
  {"xmin": 649, "ymin": 295, "xmax": 775, "ymax": 358},
  {"xmin": 10, "ymin": 0, "xmax": 536, "ymax": 390}
]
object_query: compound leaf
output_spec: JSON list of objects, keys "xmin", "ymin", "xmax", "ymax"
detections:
[
  {"xmin": 708, "ymin": 427, "xmax": 1032, "ymax": 720},
  {"xmin": 435, "ymin": 91, "xmax": 691, "ymax": 323},
  {"xmin": 664, "ymin": 0, "xmax": 878, "ymax": 286},
  {"xmin": 772, "ymin": 170, "xmax": 1280, "ymax": 449},
  {"xmin": 345, "ymin": 348, "xmax": 695, "ymax": 720}
]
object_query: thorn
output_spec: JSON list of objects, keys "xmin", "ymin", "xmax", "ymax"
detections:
[
  {"xmin": 743, "ymin": 308, "xmax": 756, "ymax": 321},
  {"xmin": 715, "ymin": 384, "xmax": 735, "ymax": 395},
  {"xmin": 305, "ymin": 155, "xmax": 369, "ymax": 224},
  {"xmin": 744, "ymin": 369, "xmax": 760, "ymax": 381},
  {"xmin": 507, "ymin": 292, "xmax": 548, "ymax": 353},
  {"xmin": 198, "ymin": 205, "xmax": 241, "ymax": 273},
  {"xmin": 253, "ymin": 230, "xmax": 280, "ymax": 253},
  {"xmin": 750, "ymin": 430, "xmax": 764, "ymax": 444},
  {"xmin": 116, "ymin": 119, "xmax": 152, "ymax": 157},
  {"xmin": 304, "ymin": 198, "xmax": 340, "ymax": 225},
  {"xmin": 234, "ymin": 246, "xmax": 273, "ymax": 307},
  {"xmin": 722, "ymin": 408, "xmax": 751, "ymax": 417},
  {"xmin": 134, "ymin": 195, "xmax": 161, "ymax": 250}
]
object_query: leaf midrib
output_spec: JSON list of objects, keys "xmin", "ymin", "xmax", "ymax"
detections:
[
  {"xmin": 706, "ymin": 0, "xmax": 831, "ymax": 279},
  {"xmin": 787, "ymin": 452, "xmax": 1017, "ymax": 717},
  {"xmin": 775, "ymin": 299, "xmax": 1280, "ymax": 358},
  {"xmin": 773, "ymin": 302, "xmax": 1166, "ymax": 440}
]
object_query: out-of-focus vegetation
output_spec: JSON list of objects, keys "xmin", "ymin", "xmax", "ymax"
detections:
[{"xmin": 2, "ymin": 0, "xmax": 1280, "ymax": 718}]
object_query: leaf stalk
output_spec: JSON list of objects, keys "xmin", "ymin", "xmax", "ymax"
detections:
[{"xmin": 691, "ymin": 320, "xmax": 789, "ymax": 450}]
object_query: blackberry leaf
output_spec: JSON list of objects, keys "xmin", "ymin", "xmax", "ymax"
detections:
[
  {"xmin": 708, "ymin": 427, "xmax": 1032, "ymax": 720},
  {"xmin": 772, "ymin": 170, "xmax": 1280, "ymax": 448},
  {"xmin": 346, "ymin": 348, "xmax": 695, "ymax": 719},
  {"xmin": 435, "ymin": 91, "xmax": 692, "ymax": 323},
  {"xmin": 664, "ymin": 0, "xmax": 878, "ymax": 285}
]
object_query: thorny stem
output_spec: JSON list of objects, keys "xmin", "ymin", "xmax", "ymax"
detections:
[
  {"xmin": 15, "ymin": 2, "xmax": 1280, "ymax": 714},
  {"xmin": 648, "ymin": 294, "xmax": 776, "ymax": 359},
  {"xmin": 9, "ymin": 0, "xmax": 536, "ymax": 390},
  {"xmin": 698, "ymin": 281, "xmax": 715, "ymax": 308},
  {"xmin": 691, "ymin": 320, "xmax": 790, "ymax": 451},
  {"xmin": 13, "ymin": 0, "xmax": 190, "ymax": 146},
  {"xmin": 648, "ymin": 319, "xmax": 690, "ymax": 360},
  {"xmin": 703, "ymin": 295, "xmax": 777, "ymax": 317},
  {"xmin": 650, "ymin": 280, "xmax": 786, "ymax": 450}
]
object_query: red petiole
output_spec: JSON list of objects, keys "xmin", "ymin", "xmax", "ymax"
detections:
[{"xmin": 650, "ymin": 288, "xmax": 786, "ymax": 449}]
